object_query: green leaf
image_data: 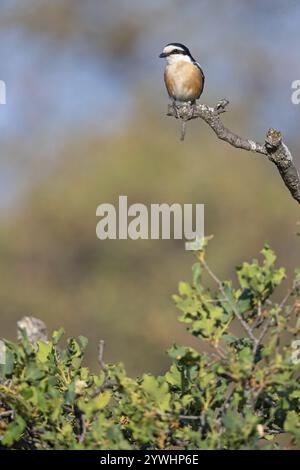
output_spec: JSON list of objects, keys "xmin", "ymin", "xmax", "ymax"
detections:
[
  {"xmin": 165, "ymin": 364, "xmax": 181, "ymax": 387},
  {"xmin": 24, "ymin": 363, "xmax": 45, "ymax": 382},
  {"xmin": 0, "ymin": 347, "xmax": 14, "ymax": 377},
  {"xmin": 178, "ymin": 281, "xmax": 192, "ymax": 296},
  {"xmin": 36, "ymin": 340, "xmax": 52, "ymax": 363},
  {"xmin": 78, "ymin": 390, "xmax": 112, "ymax": 418},
  {"xmin": 2, "ymin": 415, "xmax": 26, "ymax": 446},
  {"xmin": 65, "ymin": 382, "xmax": 76, "ymax": 405},
  {"xmin": 52, "ymin": 327, "xmax": 65, "ymax": 345},
  {"xmin": 92, "ymin": 390, "xmax": 112, "ymax": 409},
  {"xmin": 284, "ymin": 411, "xmax": 300, "ymax": 440},
  {"xmin": 261, "ymin": 244, "xmax": 276, "ymax": 267},
  {"xmin": 167, "ymin": 345, "xmax": 200, "ymax": 366},
  {"xmin": 142, "ymin": 375, "xmax": 170, "ymax": 412},
  {"xmin": 78, "ymin": 336, "xmax": 88, "ymax": 351}
]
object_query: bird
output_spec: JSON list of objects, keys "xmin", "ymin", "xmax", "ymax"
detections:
[{"xmin": 159, "ymin": 42, "xmax": 205, "ymax": 139}]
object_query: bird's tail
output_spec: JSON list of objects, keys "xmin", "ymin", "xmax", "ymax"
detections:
[{"xmin": 180, "ymin": 119, "xmax": 187, "ymax": 141}]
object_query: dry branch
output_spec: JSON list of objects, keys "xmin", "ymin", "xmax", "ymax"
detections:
[{"xmin": 167, "ymin": 100, "xmax": 300, "ymax": 204}]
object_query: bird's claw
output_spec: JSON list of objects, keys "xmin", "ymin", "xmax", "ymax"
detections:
[
  {"xmin": 187, "ymin": 102, "xmax": 196, "ymax": 120},
  {"xmin": 172, "ymin": 102, "xmax": 180, "ymax": 119}
]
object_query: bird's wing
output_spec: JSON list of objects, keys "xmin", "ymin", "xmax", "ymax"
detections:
[{"xmin": 194, "ymin": 61, "xmax": 205, "ymax": 85}]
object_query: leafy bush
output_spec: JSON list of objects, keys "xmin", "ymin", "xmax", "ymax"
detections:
[{"xmin": 0, "ymin": 243, "xmax": 299, "ymax": 449}]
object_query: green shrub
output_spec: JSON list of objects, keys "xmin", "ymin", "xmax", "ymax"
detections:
[{"xmin": 0, "ymin": 243, "xmax": 299, "ymax": 449}]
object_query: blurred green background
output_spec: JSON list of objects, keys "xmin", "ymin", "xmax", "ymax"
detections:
[{"xmin": 0, "ymin": 0, "xmax": 299, "ymax": 375}]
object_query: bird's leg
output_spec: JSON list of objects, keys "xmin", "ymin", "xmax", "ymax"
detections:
[
  {"xmin": 172, "ymin": 99, "xmax": 180, "ymax": 119},
  {"xmin": 188, "ymin": 100, "xmax": 197, "ymax": 119}
]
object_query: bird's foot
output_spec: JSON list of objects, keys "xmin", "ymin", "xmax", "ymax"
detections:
[
  {"xmin": 187, "ymin": 102, "xmax": 197, "ymax": 120},
  {"xmin": 172, "ymin": 101, "xmax": 180, "ymax": 119}
]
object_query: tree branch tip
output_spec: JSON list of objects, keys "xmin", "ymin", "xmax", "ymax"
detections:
[
  {"xmin": 265, "ymin": 128, "xmax": 282, "ymax": 151},
  {"xmin": 98, "ymin": 339, "xmax": 106, "ymax": 368},
  {"xmin": 216, "ymin": 98, "xmax": 230, "ymax": 114}
]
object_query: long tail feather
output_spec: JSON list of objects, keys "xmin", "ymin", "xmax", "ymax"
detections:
[{"xmin": 180, "ymin": 119, "xmax": 186, "ymax": 141}]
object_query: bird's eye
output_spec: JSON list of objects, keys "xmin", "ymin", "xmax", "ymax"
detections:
[{"xmin": 172, "ymin": 49, "xmax": 185, "ymax": 55}]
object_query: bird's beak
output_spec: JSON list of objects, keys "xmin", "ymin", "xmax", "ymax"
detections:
[{"xmin": 159, "ymin": 52, "xmax": 167, "ymax": 58}]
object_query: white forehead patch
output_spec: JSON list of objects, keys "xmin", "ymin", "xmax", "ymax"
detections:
[{"xmin": 163, "ymin": 44, "xmax": 185, "ymax": 54}]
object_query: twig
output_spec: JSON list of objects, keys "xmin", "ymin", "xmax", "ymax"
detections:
[
  {"xmin": 158, "ymin": 411, "xmax": 203, "ymax": 421},
  {"xmin": 0, "ymin": 410, "xmax": 14, "ymax": 419},
  {"xmin": 250, "ymin": 315, "xmax": 265, "ymax": 333},
  {"xmin": 98, "ymin": 339, "xmax": 109, "ymax": 385},
  {"xmin": 98, "ymin": 340, "xmax": 106, "ymax": 370},
  {"xmin": 74, "ymin": 404, "xmax": 86, "ymax": 444},
  {"xmin": 216, "ymin": 383, "xmax": 235, "ymax": 418},
  {"xmin": 167, "ymin": 100, "xmax": 300, "ymax": 204},
  {"xmin": 78, "ymin": 411, "xmax": 86, "ymax": 444},
  {"xmin": 279, "ymin": 287, "xmax": 294, "ymax": 311},
  {"xmin": 200, "ymin": 257, "xmax": 257, "ymax": 342},
  {"xmin": 74, "ymin": 340, "xmax": 109, "ymax": 445},
  {"xmin": 90, "ymin": 339, "xmax": 112, "ymax": 398},
  {"xmin": 252, "ymin": 317, "xmax": 272, "ymax": 356},
  {"xmin": 214, "ymin": 345, "xmax": 227, "ymax": 359},
  {"xmin": 279, "ymin": 278, "xmax": 300, "ymax": 317}
]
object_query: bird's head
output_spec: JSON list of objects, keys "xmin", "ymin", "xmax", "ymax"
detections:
[{"xmin": 159, "ymin": 43, "xmax": 194, "ymax": 64}]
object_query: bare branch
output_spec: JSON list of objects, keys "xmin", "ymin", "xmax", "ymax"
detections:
[
  {"xmin": 252, "ymin": 317, "xmax": 272, "ymax": 356},
  {"xmin": 157, "ymin": 411, "xmax": 203, "ymax": 421},
  {"xmin": 74, "ymin": 404, "xmax": 86, "ymax": 444},
  {"xmin": 167, "ymin": 100, "xmax": 300, "ymax": 204},
  {"xmin": 90, "ymin": 339, "xmax": 115, "ymax": 398},
  {"xmin": 98, "ymin": 339, "xmax": 106, "ymax": 370},
  {"xmin": 0, "ymin": 410, "xmax": 14, "ymax": 419}
]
